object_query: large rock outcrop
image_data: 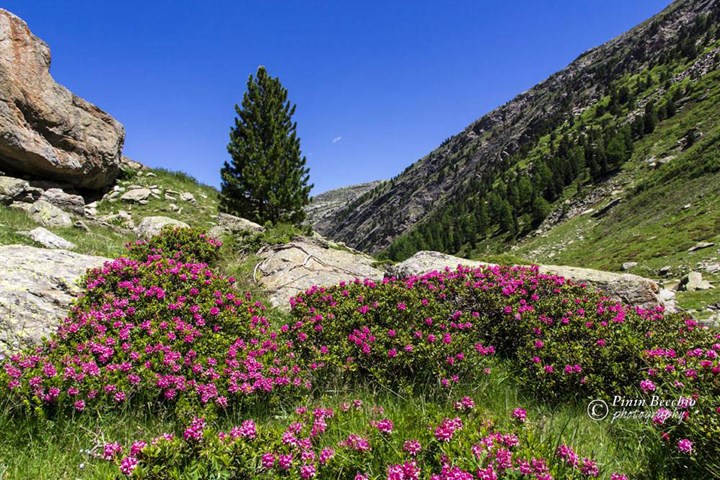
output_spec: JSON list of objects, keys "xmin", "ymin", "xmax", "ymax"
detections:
[
  {"xmin": 0, "ymin": 9, "xmax": 124, "ymax": 189},
  {"xmin": 255, "ymin": 237, "xmax": 384, "ymax": 308},
  {"xmin": 388, "ymin": 251, "xmax": 664, "ymax": 309},
  {"xmin": 0, "ymin": 245, "xmax": 109, "ymax": 354}
]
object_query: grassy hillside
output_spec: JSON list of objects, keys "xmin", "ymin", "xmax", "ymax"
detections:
[
  {"xmin": 0, "ymin": 167, "xmax": 221, "ymax": 259},
  {"xmin": 509, "ymin": 65, "xmax": 720, "ymax": 318}
]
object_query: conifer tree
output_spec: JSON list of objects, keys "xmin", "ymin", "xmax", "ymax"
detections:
[{"xmin": 220, "ymin": 66, "xmax": 312, "ymax": 225}]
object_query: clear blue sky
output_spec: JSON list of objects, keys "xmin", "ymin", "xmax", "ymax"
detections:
[{"xmin": 4, "ymin": 0, "xmax": 672, "ymax": 194}]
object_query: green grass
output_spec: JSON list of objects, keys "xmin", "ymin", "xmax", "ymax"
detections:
[
  {"xmin": 0, "ymin": 359, "xmax": 666, "ymax": 479},
  {"xmin": 0, "ymin": 166, "xmax": 224, "ymax": 259},
  {"xmin": 501, "ymin": 70, "xmax": 720, "ymax": 314},
  {"xmin": 0, "ymin": 205, "xmax": 132, "ymax": 258},
  {"xmin": 97, "ymin": 168, "xmax": 221, "ymax": 231}
]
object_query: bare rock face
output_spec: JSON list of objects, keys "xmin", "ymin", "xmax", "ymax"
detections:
[
  {"xmin": 135, "ymin": 216, "xmax": 189, "ymax": 239},
  {"xmin": 387, "ymin": 251, "xmax": 491, "ymax": 277},
  {"xmin": 679, "ymin": 271, "xmax": 714, "ymax": 291},
  {"xmin": 0, "ymin": 175, "xmax": 31, "ymax": 204},
  {"xmin": 536, "ymin": 264, "xmax": 661, "ymax": 309},
  {"xmin": 0, "ymin": 9, "xmax": 124, "ymax": 189},
  {"xmin": 0, "ymin": 245, "xmax": 109, "ymax": 354},
  {"xmin": 305, "ymin": 180, "xmax": 384, "ymax": 234},
  {"xmin": 39, "ymin": 188, "xmax": 85, "ymax": 216},
  {"xmin": 389, "ymin": 251, "xmax": 665, "ymax": 310},
  {"xmin": 29, "ymin": 200, "xmax": 73, "ymax": 227},
  {"xmin": 208, "ymin": 212, "xmax": 265, "ymax": 238},
  {"xmin": 256, "ymin": 238, "xmax": 385, "ymax": 309},
  {"xmin": 20, "ymin": 227, "xmax": 76, "ymax": 249}
]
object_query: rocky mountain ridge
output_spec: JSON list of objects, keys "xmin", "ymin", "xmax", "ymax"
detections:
[
  {"xmin": 304, "ymin": 180, "xmax": 383, "ymax": 232},
  {"xmin": 316, "ymin": 0, "xmax": 719, "ymax": 253}
]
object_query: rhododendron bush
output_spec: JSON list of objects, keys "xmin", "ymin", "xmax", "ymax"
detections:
[
  {"xmin": 1, "ymin": 233, "xmax": 314, "ymax": 415},
  {"xmin": 640, "ymin": 336, "xmax": 720, "ymax": 476},
  {"xmin": 125, "ymin": 226, "xmax": 223, "ymax": 265},
  {"xmin": 101, "ymin": 398, "xmax": 628, "ymax": 479},
  {"xmin": 1, "ymin": 228, "xmax": 718, "ymax": 478},
  {"xmin": 290, "ymin": 265, "xmax": 714, "ymax": 399},
  {"xmin": 289, "ymin": 265, "xmax": 719, "ymax": 474}
]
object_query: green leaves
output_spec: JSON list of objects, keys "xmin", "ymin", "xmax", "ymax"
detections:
[{"xmin": 221, "ymin": 66, "xmax": 312, "ymax": 226}]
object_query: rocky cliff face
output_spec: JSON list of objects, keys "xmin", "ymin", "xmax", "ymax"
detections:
[
  {"xmin": 305, "ymin": 180, "xmax": 383, "ymax": 233},
  {"xmin": 0, "ymin": 9, "xmax": 125, "ymax": 190},
  {"xmin": 320, "ymin": 0, "xmax": 718, "ymax": 253}
]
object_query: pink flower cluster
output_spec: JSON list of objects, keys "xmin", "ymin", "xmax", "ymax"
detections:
[
  {"xmin": 100, "ymin": 399, "xmax": 628, "ymax": 480},
  {"xmin": 1, "ymin": 255, "xmax": 317, "ymax": 413}
]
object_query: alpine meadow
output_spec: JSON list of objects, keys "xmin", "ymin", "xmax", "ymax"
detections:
[{"xmin": 0, "ymin": 1, "xmax": 718, "ymax": 480}]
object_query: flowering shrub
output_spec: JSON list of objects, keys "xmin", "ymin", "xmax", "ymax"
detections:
[
  {"xmin": 0, "ymin": 254, "xmax": 314, "ymax": 416},
  {"xmin": 125, "ymin": 227, "xmax": 223, "ymax": 265},
  {"xmin": 640, "ymin": 334, "xmax": 720, "ymax": 477},
  {"xmin": 288, "ymin": 264, "xmax": 718, "ymax": 475},
  {"xmin": 288, "ymin": 273, "xmax": 499, "ymax": 389},
  {"xmin": 101, "ymin": 398, "xmax": 626, "ymax": 479},
  {"xmin": 290, "ymin": 265, "xmax": 713, "ymax": 400}
]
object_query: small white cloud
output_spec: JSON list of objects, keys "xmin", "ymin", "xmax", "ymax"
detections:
[{"xmin": 332, "ymin": 136, "xmax": 342, "ymax": 143}]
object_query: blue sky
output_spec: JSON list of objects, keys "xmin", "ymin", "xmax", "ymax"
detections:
[{"xmin": 4, "ymin": 0, "xmax": 672, "ymax": 194}]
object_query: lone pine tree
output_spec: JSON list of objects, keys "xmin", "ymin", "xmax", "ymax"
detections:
[{"xmin": 220, "ymin": 66, "xmax": 312, "ymax": 225}]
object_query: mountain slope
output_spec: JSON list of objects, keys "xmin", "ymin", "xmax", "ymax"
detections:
[
  {"xmin": 317, "ymin": 0, "xmax": 720, "ymax": 257},
  {"xmin": 305, "ymin": 180, "xmax": 384, "ymax": 233}
]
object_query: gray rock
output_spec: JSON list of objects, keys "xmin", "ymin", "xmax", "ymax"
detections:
[
  {"xmin": 120, "ymin": 156, "xmax": 145, "ymax": 172},
  {"xmin": 0, "ymin": 176, "xmax": 30, "ymax": 204},
  {"xmin": 700, "ymin": 313, "xmax": 719, "ymax": 329},
  {"xmin": 591, "ymin": 198, "xmax": 621, "ymax": 218},
  {"xmin": 8, "ymin": 202, "xmax": 33, "ymax": 214},
  {"xmin": 180, "ymin": 192, "xmax": 196, "ymax": 203},
  {"xmin": 389, "ymin": 251, "xmax": 665, "ymax": 309},
  {"xmin": 97, "ymin": 209, "xmax": 134, "ymax": 229},
  {"xmin": 688, "ymin": 242, "xmax": 715, "ymax": 252},
  {"xmin": 679, "ymin": 271, "xmax": 713, "ymax": 291},
  {"xmin": 84, "ymin": 201, "xmax": 98, "ymax": 217},
  {"xmin": 256, "ymin": 238, "xmax": 384, "ymax": 309},
  {"xmin": 706, "ymin": 263, "xmax": 720, "ymax": 274},
  {"xmin": 208, "ymin": 212, "xmax": 265, "ymax": 238},
  {"xmin": 121, "ymin": 188, "xmax": 152, "ymax": 203},
  {"xmin": 73, "ymin": 220, "xmax": 90, "ymax": 232},
  {"xmin": 621, "ymin": 262, "xmax": 638, "ymax": 271},
  {"xmin": 0, "ymin": 245, "xmax": 109, "ymax": 354},
  {"xmin": 135, "ymin": 216, "xmax": 189, "ymax": 239},
  {"xmin": 21, "ymin": 227, "xmax": 75, "ymax": 249},
  {"xmin": 0, "ymin": 10, "xmax": 124, "ymax": 189},
  {"xmin": 29, "ymin": 200, "xmax": 72, "ymax": 227},
  {"xmin": 658, "ymin": 288, "xmax": 676, "ymax": 302},
  {"xmin": 39, "ymin": 188, "xmax": 85, "ymax": 216},
  {"xmin": 658, "ymin": 289, "xmax": 678, "ymax": 312},
  {"xmin": 658, "ymin": 266, "xmax": 672, "ymax": 276},
  {"xmin": 387, "ymin": 251, "xmax": 490, "ymax": 278}
]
